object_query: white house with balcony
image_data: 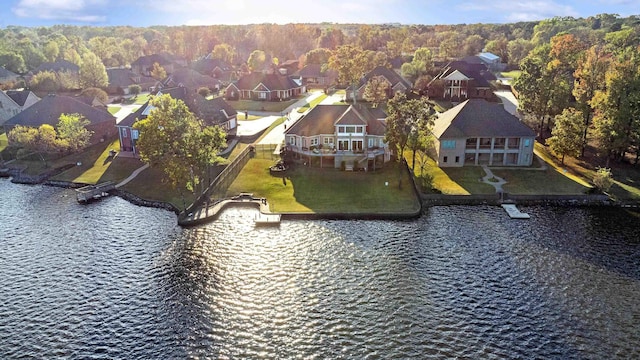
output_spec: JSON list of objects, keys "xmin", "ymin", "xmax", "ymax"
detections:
[
  {"xmin": 284, "ymin": 104, "xmax": 391, "ymax": 170},
  {"xmin": 432, "ymin": 99, "xmax": 536, "ymax": 167}
]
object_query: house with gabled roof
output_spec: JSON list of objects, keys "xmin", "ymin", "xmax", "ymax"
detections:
[
  {"xmin": 131, "ymin": 53, "xmax": 186, "ymax": 77},
  {"xmin": 224, "ymin": 72, "xmax": 304, "ymax": 101},
  {"xmin": 158, "ymin": 68, "xmax": 222, "ymax": 92},
  {"xmin": 0, "ymin": 67, "xmax": 20, "ymax": 86},
  {"xmin": 34, "ymin": 60, "xmax": 79, "ymax": 75},
  {"xmin": 432, "ymin": 99, "xmax": 535, "ymax": 167},
  {"xmin": 284, "ymin": 104, "xmax": 390, "ymax": 170},
  {"xmin": 117, "ymin": 87, "xmax": 236, "ymax": 156},
  {"xmin": 428, "ymin": 60, "xmax": 496, "ymax": 101},
  {"xmin": 0, "ymin": 90, "xmax": 40, "ymax": 126},
  {"xmin": 346, "ymin": 66, "xmax": 412, "ymax": 102},
  {"xmin": 3, "ymin": 94, "xmax": 116, "ymax": 146},
  {"xmin": 296, "ymin": 64, "xmax": 337, "ymax": 89},
  {"xmin": 191, "ymin": 57, "xmax": 235, "ymax": 82},
  {"xmin": 106, "ymin": 68, "xmax": 155, "ymax": 95}
]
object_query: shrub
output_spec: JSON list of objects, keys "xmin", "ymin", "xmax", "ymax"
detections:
[{"xmin": 593, "ymin": 167, "xmax": 613, "ymax": 192}]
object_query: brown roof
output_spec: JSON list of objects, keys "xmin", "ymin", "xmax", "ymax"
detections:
[
  {"xmin": 285, "ymin": 104, "xmax": 386, "ymax": 137},
  {"xmin": 4, "ymin": 94, "xmax": 114, "ymax": 128},
  {"xmin": 433, "ymin": 99, "xmax": 535, "ymax": 139},
  {"xmin": 234, "ymin": 72, "xmax": 300, "ymax": 91},
  {"xmin": 355, "ymin": 66, "xmax": 412, "ymax": 90}
]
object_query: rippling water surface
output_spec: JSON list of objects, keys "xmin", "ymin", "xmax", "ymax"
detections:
[{"xmin": 1, "ymin": 179, "xmax": 639, "ymax": 359}]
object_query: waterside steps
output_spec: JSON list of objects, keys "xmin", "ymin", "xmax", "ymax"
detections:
[
  {"xmin": 76, "ymin": 181, "xmax": 115, "ymax": 203},
  {"xmin": 501, "ymin": 204, "xmax": 531, "ymax": 219}
]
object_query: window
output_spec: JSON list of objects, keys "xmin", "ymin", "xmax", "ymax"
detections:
[
  {"xmin": 346, "ymin": 126, "xmax": 356, "ymax": 133},
  {"xmin": 121, "ymin": 128, "xmax": 128, "ymax": 138},
  {"xmin": 258, "ymin": 92, "xmax": 267, "ymax": 99},
  {"xmin": 524, "ymin": 139, "xmax": 531, "ymax": 147},
  {"xmin": 338, "ymin": 126, "xmax": 345, "ymax": 133},
  {"xmin": 338, "ymin": 140, "xmax": 349, "ymax": 150},
  {"xmin": 443, "ymin": 156, "xmax": 448, "ymax": 163},
  {"xmin": 442, "ymin": 140, "xmax": 456, "ymax": 149},
  {"xmin": 324, "ymin": 137, "xmax": 333, "ymax": 144},
  {"xmin": 455, "ymin": 156, "xmax": 460, "ymax": 163}
]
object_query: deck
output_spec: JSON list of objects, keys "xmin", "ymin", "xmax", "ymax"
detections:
[
  {"xmin": 501, "ymin": 204, "xmax": 530, "ymax": 219},
  {"xmin": 76, "ymin": 182, "xmax": 115, "ymax": 203},
  {"xmin": 178, "ymin": 193, "xmax": 280, "ymax": 227}
]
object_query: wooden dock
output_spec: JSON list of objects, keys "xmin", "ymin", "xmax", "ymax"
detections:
[
  {"xmin": 76, "ymin": 182, "xmax": 115, "ymax": 203},
  {"xmin": 501, "ymin": 204, "xmax": 530, "ymax": 219},
  {"xmin": 255, "ymin": 213, "xmax": 281, "ymax": 226}
]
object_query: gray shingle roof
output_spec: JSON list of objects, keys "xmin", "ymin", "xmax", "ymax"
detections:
[
  {"xmin": 0, "ymin": 67, "xmax": 19, "ymax": 80},
  {"xmin": 234, "ymin": 72, "xmax": 300, "ymax": 91},
  {"xmin": 6, "ymin": 90, "xmax": 35, "ymax": 107},
  {"xmin": 34, "ymin": 60, "xmax": 79, "ymax": 74},
  {"xmin": 285, "ymin": 104, "xmax": 386, "ymax": 137},
  {"xmin": 433, "ymin": 99, "xmax": 535, "ymax": 139},
  {"xmin": 4, "ymin": 94, "xmax": 114, "ymax": 127}
]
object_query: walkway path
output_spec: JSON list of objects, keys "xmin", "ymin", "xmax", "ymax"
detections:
[
  {"xmin": 481, "ymin": 165, "xmax": 506, "ymax": 193},
  {"xmin": 115, "ymin": 163, "xmax": 149, "ymax": 188}
]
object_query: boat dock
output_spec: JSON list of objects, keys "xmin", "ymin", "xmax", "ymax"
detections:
[
  {"xmin": 255, "ymin": 213, "xmax": 281, "ymax": 226},
  {"xmin": 501, "ymin": 204, "xmax": 530, "ymax": 219},
  {"xmin": 76, "ymin": 182, "xmax": 115, "ymax": 203}
]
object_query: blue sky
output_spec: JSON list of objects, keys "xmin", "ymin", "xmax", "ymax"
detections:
[{"xmin": 1, "ymin": 0, "xmax": 638, "ymax": 28}]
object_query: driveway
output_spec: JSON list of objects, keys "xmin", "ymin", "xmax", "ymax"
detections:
[
  {"xmin": 113, "ymin": 104, "xmax": 142, "ymax": 124},
  {"xmin": 494, "ymin": 90, "xmax": 520, "ymax": 118}
]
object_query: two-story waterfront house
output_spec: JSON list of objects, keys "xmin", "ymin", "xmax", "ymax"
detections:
[
  {"xmin": 284, "ymin": 104, "xmax": 390, "ymax": 170},
  {"xmin": 432, "ymin": 99, "xmax": 536, "ymax": 167}
]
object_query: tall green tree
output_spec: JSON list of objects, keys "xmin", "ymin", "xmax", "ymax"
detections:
[
  {"xmin": 79, "ymin": 52, "xmax": 108, "ymax": 89},
  {"xmin": 513, "ymin": 45, "xmax": 554, "ymax": 137},
  {"xmin": 56, "ymin": 113, "xmax": 93, "ymax": 152},
  {"xmin": 591, "ymin": 48, "xmax": 640, "ymax": 165},
  {"xmin": 328, "ymin": 45, "xmax": 368, "ymax": 104},
  {"xmin": 547, "ymin": 108, "xmax": 584, "ymax": 164},
  {"xmin": 384, "ymin": 93, "xmax": 435, "ymax": 187},
  {"xmin": 134, "ymin": 94, "xmax": 227, "ymax": 202}
]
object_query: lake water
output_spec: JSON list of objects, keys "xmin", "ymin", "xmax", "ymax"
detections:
[{"xmin": 1, "ymin": 178, "xmax": 639, "ymax": 359}]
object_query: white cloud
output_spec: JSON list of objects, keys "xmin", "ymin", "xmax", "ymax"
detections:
[
  {"xmin": 12, "ymin": 0, "xmax": 107, "ymax": 22},
  {"xmin": 457, "ymin": 0, "xmax": 578, "ymax": 22}
]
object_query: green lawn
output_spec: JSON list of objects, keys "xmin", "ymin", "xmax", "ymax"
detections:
[
  {"xmin": 226, "ymin": 159, "xmax": 421, "ymax": 214},
  {"xmin": 120, "ymin": 165, "xmax": 195, "ymax": 210},
  {"xmin": 406, "ymin": 151, "xmax": 494, "ymax": 194},
  {"xmin": 49, "ymin": 138, "xmax": 127, "ymax": 184},
  {"xmin": 500, "ymin": 70, "xmax": 522, "ymax": 79},
  {"xmin": 492, "ymin": 168, "xmax": 590, "ymax": 195},
  {"xmin": 227, "ymin": 99, "xmax": 298, "ymax": 113},
  {"xmin": 107, "ymin": 105, "xmax": 121, "ymax": 115},
  {"xmin": 0, "ymin": 132, "xmax": 7, "ymax": 154},
  {"xmin": 297, "ymin": 94, "xmax": 328, "ymax": 113}
]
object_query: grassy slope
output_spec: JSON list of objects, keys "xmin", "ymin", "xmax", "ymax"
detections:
[{"xmin": 226, "ymin": 159, "xmax": 420, "ymax": 213}]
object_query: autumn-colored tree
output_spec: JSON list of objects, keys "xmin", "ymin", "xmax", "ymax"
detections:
[
  {"xmin": 463, "ymin": 34, "xmax": 485, "ymax": 57},
  {"xmin": 211, "ymin": 43, "xmax": 235, "ymax": 64},
  {"xmin": 80, "ymin": 87, "xmax": 108, "ymax": 103},
  {"xmin": 150, "ymin": 62, "xmax": 167, "ymax": 80},
  {"xmin": 247, "ymin": 50, "xmax": 267, "ymax": 72},
  {"xmin": 363, "ymin": 75, "xmax": 390, "ymax": 108},
  {"xmin": 573, "ymin": 45, "xmax": 610, "ymax": 155},
  {"xmin": 29, "ymin": 70, "xmax": 60, "ymax": 92},
  {"xmin": 328, "ymin": 45, "xmax": 368, "ymax": 104}
]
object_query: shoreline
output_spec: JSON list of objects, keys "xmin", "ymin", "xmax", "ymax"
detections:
[{"xmin": 3, "ymin": 171, "xmax": 638, "ymax": 226}]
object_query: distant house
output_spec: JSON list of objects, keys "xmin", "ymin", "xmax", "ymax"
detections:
[
  {"xmin": 3, "ymin": 94, "xmax": 116, "ymax": 146},
  {"xmin": 0, "ymin": 67, "xmax": 20, "ymax": 86},
  {"xmin": 477, "ymin": 52, "xmax": 505, "ymax": 72},
  {"xmin": 278, "ymin": 60, "xmax": 299, "ymax": 75},
  {"xmin": 34, "ymin": 60, "xmax": 79, "ymax": 75},
  {"xmin": 284, "ymin": 104, "xmax": 390, "ymax": 170},
  {"xmin": 106, "ymin": 68, "xmax": 155, "ymax": 95},
  {"xmin": 191, "ymin": 58, "xmax": 235, "ymax": 82},
  {"xmin": 117, "ymin": 87, "xmax": 236, "ymax": 156},
  {"xmin": 346, "ymin": 66, "xmax": 412, "ymax": 102},
  {"xmin": 195, "ymin": 96, "xmax": 238, "ymax": 133},
  {"xmin": 224, "ymin": 72, "xmax": 304, "ymax": 101},
  {"xmin": 157, "ymin": 68, "xmax": 222, "ymax": 92},
  {"xmin": 296, "ymin": 64, "xmax": 337, "ymax": 89},
  {"xmin": 0, "ymin": 90, "xmax": 40, "ymax": 126},
  {"xmin": 432, "ymin": 99, "xmax": 535, "ymax": 167},
  {"xmin": 428, "ymin": 60, "xmax": 495, "ymax": 101},
  {"xmin": 131, "ymin": 53, "xmax": 186, "ymax": 77}
]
